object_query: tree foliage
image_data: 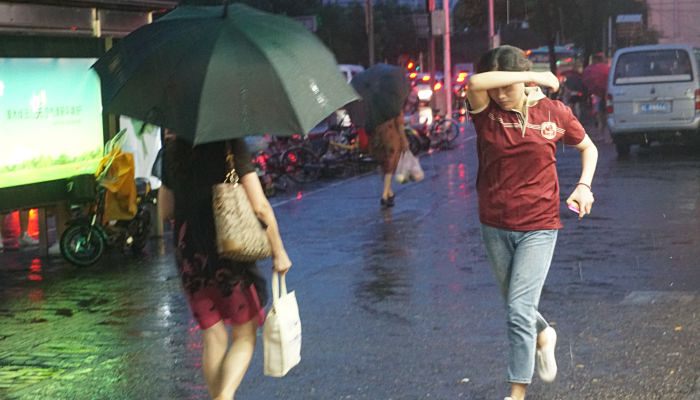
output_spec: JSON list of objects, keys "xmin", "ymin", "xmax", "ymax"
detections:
[{"xmin": 453, "ymin": 0, "xmax": 657, "ymax": 68}]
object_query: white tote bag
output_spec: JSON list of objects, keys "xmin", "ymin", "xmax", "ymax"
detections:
[{"xmin": 263, "ymin": 272, "xmax": 302, "ymax": 377}]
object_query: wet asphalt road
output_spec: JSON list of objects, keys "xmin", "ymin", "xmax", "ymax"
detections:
[{"xmin": 0, "ymin": 123, "xmax": 699, "ymax": 400}]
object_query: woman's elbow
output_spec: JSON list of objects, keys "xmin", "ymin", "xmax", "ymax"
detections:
[{"xmin": 252, "ymin": 201, "xmax": 273, "ymax": 220}]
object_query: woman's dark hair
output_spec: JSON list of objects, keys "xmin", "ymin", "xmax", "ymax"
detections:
[{"xmin": 476, "ymin": 45, "xmax": 532, "ymax": 73}]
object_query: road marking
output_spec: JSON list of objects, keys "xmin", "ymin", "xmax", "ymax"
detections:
[{"xmin": 270, "ymin": 134, "xmax": 477, "ymax": 208}]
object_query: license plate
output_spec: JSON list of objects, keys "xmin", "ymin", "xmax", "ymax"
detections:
[{"xmin": 639, "ymin": 102, "xmax": 671, "ymax": 113}]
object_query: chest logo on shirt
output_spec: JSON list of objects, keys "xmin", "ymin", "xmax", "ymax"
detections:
[{"xmin": 540, "ymin": 121, "xmax": 558, "ymax": 140}]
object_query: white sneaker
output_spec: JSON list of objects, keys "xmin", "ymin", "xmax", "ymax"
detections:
[
  {"xmin": 19, "ymin": 232, "xmax": 39, "ymax": 246},
  {"xmin": 536, "ymin": 326, "xmax": 558, "ymax": 382}
]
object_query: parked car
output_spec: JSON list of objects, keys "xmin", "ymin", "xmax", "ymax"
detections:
[
  {"xmin": 526, "ymin": 45, "xmax": 578, "ymax": 75},
  {"xmin": 606, "ymin": 44, "xmax": 700, "ymax": 155}
]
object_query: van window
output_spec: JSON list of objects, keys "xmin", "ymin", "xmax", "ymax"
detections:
[{"xmin": 614, "ymin": 49, "xmax": 693, "ymax": 84}]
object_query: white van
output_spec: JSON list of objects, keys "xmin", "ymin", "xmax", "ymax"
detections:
[
  {"xmin": 338, "ymin": 64, "xmax": 365, "ymax": 83},
  {"xmin": 607, "ymin": 44, "xmax": 700, "ymax": 155}
]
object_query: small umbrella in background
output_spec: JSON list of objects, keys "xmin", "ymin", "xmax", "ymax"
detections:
[
  {"xmin": 349, "ymin": 64, "xmax": 410, "ymax": 133},
  {"xmin": 92, "ymin": 3, "xmax": 359, "ymax": 144}
]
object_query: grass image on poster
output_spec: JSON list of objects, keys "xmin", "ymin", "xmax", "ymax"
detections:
[{"xmin": 0, "ymin": 58, "xmax": 103, "ymax": 189}]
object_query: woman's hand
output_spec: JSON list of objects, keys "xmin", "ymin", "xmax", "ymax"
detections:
[
  {"xmin": 535, "ymin": 71, "xmax": 560, "ymax": 92},
  {"xmin": 566, "ymin": 184, "xmax": 594, "ymax": 219},
  {"xmin": 273, "ymin": 251, "xmax": 292, "ymax": 274}
]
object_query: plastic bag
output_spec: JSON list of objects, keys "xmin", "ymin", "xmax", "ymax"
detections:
[{"xmin": 395, "ymin": 150, "xmax": 424, "ymax": 184}]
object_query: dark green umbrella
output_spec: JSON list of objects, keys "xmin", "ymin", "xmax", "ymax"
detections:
[
  {"xmin": 349, "ymin": 63, "xmax": 409, "ymax": 132},
  {"xmin": 92, "ymin": 3, "xmax": 359, "ymax": 144}
]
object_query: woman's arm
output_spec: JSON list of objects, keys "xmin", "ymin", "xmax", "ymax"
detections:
[
  {"xmin": 240, "ymin": 172, "xmax": 292, "ymax": 274},
  {"xmin": 158, "ymin": 184, "xmax": 175, "ymax": 221},
  {"xmin": 466, "ymin": 71, "xmax": 560, "ymax": 111},
  {"xmin": 566, "ymin": 135, "xmax": 598, "ymax": 219}
]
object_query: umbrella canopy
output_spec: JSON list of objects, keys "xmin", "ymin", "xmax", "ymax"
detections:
[
  {"xmin": 92, "ymin": 3, "xmax": 359, "ymax": 144},
  {"xmin": 350, "ymin": 64, "xmax": 409, "ymax": 133},
  {"xmin": 582, "ymin": 62, "xmax": 610, "ymax": 98}
]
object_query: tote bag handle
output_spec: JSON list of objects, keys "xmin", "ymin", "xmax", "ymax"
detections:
[{"xmin": 271, "ymin": 272, "xmax": 288, "ymax": 308}]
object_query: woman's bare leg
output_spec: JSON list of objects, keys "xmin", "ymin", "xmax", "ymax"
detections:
[
  {"xmin": 202, "ymin": 321, "xmax": 228, "ymax": 398},
  {"xmin": 382, "ymin": 174, "xmax": 394, "ymax": 200},
  {"xmin": 510, "ymin": 382, "xmax": 527, "ymax": 400},
  {"xmin": 215, "ymin": 319, "xmax": 257, "ymax": 400}
]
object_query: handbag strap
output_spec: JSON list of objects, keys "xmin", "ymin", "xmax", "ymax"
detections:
[
  {"xmin": 271, "ymin": 271, "xmax": 288, "ymax": 306},
  {"xmin": 224, "ymin": 141, "xmax": 240, "ymax": 185}
]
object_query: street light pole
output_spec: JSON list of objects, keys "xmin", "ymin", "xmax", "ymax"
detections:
[
  {"xmin": 427, "ymin": 0, "xmax": 436, "ymax": 86},
  {"xmin": 488, "ymin": 0, "xmax": 495, "ymax": 48},
  {"xmin": 443, "ymin": 0, "xmax": 452, "ymax": 119},
  {"xmin": 365, "ymin": 0, "xmax": 375, "ymax": 66}
]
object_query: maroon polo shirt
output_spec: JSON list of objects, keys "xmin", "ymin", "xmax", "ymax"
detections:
[{"xmin": 470, "ymin": 88, "xmax": 586, "ymax": 231}]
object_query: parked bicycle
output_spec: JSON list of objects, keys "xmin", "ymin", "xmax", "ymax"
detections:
[
  {"xmin": 252, "ymin": 135, "xmax": 321, "ymax": 197},
  {"xmin": 405, "ymin": 115, "xmax": 461, "ymax": 155},
  {"xmin": 318, "ymin": 125, "xmax": 375, "ymax": 178}
]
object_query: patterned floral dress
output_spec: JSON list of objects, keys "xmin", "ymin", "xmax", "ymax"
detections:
[{"xmin": 163, "ymin": 139, "xmax": 266, "ymax": 330}]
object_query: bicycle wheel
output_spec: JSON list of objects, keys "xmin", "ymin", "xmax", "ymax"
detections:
[
  {"xmin": 434, "ymin": 118, "xmax": 460, "ymax": 144},
  {"xmin": 282, "ymin": 146, "xmax": 321, "ymax": 183}
]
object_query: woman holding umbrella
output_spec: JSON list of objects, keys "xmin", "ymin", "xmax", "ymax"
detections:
[
  {"xmin": 350, "ymin": 64, "xmax": 411, "ymax": 207},
  {"xmin": 92, "ymin": 4, "xmax": 359, "ymax": 397},
  {"xmin": 466, "ymin": 45, "xmax": 598, "ymax": 400},
  {"xmin": 159, "ymin": 134, "xmax": 291, "ymax": 400}
]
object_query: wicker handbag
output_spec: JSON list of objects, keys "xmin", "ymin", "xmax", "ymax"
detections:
[{"xmin": 212, "ymin": 143, "xmax": 272, "ymax": 262}]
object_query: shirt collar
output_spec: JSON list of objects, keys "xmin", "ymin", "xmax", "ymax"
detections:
[{"xmin": 524, "ymin": 86, "xmax": 546, "ymax": 107}]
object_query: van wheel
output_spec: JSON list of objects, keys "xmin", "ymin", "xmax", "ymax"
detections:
[{"xmin": 615, "ymin": 143, "xmax": 631, "ymax": 156}]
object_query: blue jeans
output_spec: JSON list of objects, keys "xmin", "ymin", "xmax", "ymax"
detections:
[{"xmin": 480, "ymin": 224, "xmax": 558, "ymax": 384}]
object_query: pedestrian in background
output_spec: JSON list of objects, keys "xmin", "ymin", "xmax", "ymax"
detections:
[
  {"xmin": 369, "ymin": 112, "xmax": 409, "ymax": 208},
  {"xmin": 0, "ymin": 209, "xmax": 38, "ymax": 251},
  {"xmin": 159, "ymin": 133, "xmax": 291, "ymax": 400},
  {"xmin": 466, "ymin": 45, "xmax": 598, "ymax": 400},
  {"xmin": 583, "ymin": 52, "xmax": 610, "ymax": 135}
]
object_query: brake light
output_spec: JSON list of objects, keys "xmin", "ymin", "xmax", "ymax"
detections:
[
  {"xmin": 433, "ymin": 82, "xmax": 442, "ymax": 91},
  {"xmin": 695, "ymin": 89, "xmax": 700, "ymax": 111},
  {"xmin": 456, "ymin": 72, "xmax": 468, "ymax": 83},
  {"xmin": 409, "ymin": 72, "xmax": 417, "ymax": 79},
  {"xmin": 606, "ymin": 94, "xmax": 614, "ymax": 114},
  {"xmin": 422, "ymin": 75, "xmax": 431, "ymax": 82}
]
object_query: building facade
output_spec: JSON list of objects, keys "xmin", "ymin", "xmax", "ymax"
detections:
[{"xmin": 646, "ymin": 0, "xmax": 700, "ymax": 46}]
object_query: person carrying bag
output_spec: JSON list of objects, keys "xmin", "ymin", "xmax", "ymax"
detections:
[
  {"xmin": 159, "ymin": 135, "xmax": 292, "ymax": 400},
  {"xmin": 263, "ymin": 271, "xmax": 302, "ymax": 377}
]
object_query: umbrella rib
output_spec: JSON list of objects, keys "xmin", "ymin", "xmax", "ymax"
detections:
[{"xmin": 223, "ymin": 18, "xmax": 307, "ymax": 135}]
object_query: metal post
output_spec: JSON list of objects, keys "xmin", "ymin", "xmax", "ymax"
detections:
[
  {"xmin": 608, "ymin": 15, "xmax": 613, "ymax": 57},
  {"xmin": 506, "ymin": 0, "xmax": 510, "ymax": 25},
  {"xmin": 365, "ymin": 0, "xmax": 375, "ymax": 66},
  {"xmin": 488, "ymin": 0, "xmax": 495, "ymax": 48},
  {"xmin": 427, "ymin": 0, "xmax": 436, "ymax": 87},
  {"xmin": 443, "ymin": 0, "xmax": 452, "ymax": 119}
]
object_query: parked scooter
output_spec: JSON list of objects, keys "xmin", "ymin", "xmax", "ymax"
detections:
[{"xmin": 60, "ymin": 131, "xmax": 155, "ymax": 267}]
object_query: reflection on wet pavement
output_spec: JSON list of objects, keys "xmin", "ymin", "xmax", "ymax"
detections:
[{"xmin": 0, "ymin": 132, "xmax": 698, "ymax": 399}]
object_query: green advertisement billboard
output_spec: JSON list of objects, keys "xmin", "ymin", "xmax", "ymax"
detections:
[{"xmin": 0, "ymin": 58, "xmax": 103, "ymax": 189}]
